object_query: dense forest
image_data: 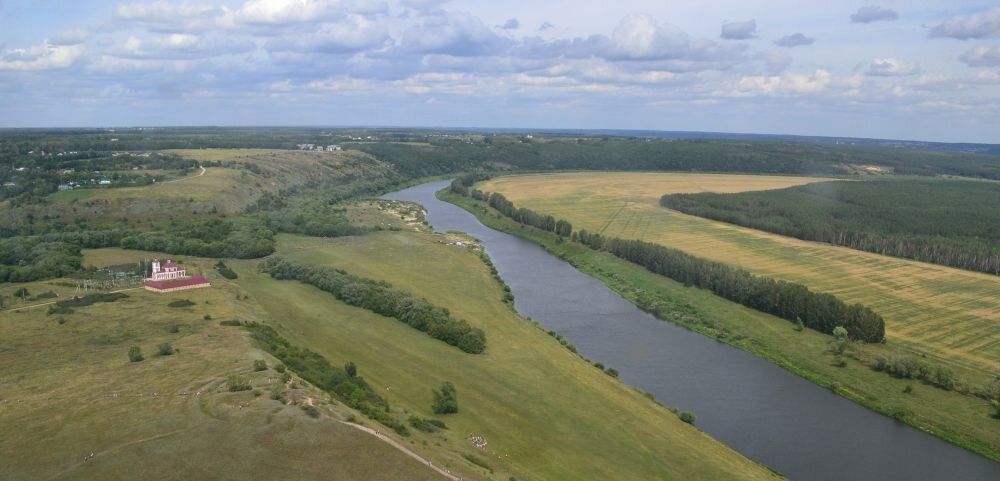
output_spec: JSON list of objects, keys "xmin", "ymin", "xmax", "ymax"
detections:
[
  {"xmin": 355, "ymin": 136, "xmax": 1000, "ymax": 180},
  {"xmin": 259, "ymin": 257, "xmax": 487, "ymax": 354},
  {"xmin": 453, "ymin": 186, "xmax": 886, "ymax": 342},
  {"xmin": 661, "ymin": 179, "xmax": 1000, "ymax": 274}
]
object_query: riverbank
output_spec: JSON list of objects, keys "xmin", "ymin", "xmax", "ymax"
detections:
[{"xmin": 439, "ymin": 189, "xmax": 1000, "ymax": 462}]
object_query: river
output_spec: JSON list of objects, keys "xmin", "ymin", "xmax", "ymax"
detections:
[{"xmin": 385, "ymin": 180, "xmax": 999, "ymax": 481}]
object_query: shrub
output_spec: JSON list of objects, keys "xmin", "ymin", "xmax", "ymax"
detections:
[
  {"xmin": 408, "ymin": 415, "xmax": 442, "ymax": 433},
  {"xmin": 344, "ymin": 361, "xmax": 357, "ymax": 378},
  {"xmin": 167, "ymin": 324, "xmax": 181, "ymax": 333},
  {"xmin": 903, "ymin": 385, "xmax": 913, "ymax": 394},
  {"xmin": 227, "ymin": 375, "xmax": 252, "ymax": 392},
  {"xmin": 216, "ymin": 260, "xmax": 238, "ymax": 279},
  {"xmin": 432, "ymin": 382, "xmax": 458, "ymax": 415},
  {"xmin": 253, "ymin": 359, "xmax": 267, "ymax": 371},
  {"xmin": 203, "ymin": 314, "xmax": 212, "ymax": 320},
  {"xmin": 462, "ymin": 454, "xmax": 493, "ymax": 473},
  {"xmin": 679, "ymin": 411, "xmax": 696, "ymax": 424},
  {"xmin": 274, "ymin": 363, "xmax": 286, "ymax": 373},
  {"xmin": 168, "ymin": 299, "xmax": 195, "ymax": 308},
  {"xmin": 219, "ymin": 319, "xmax": 243, "ymax": 326},
  {"xmin": 931, "ymin": 365, "xmax": 955, "ymax": 391},
  {"xmin": 128, "ymin": 345, "xmax": 144, "ymax": 362},
  {"xmin": 157, "ymin": 343, "xmax": 174, "ymax": 356},
  {"xmin": 605, "ymin": 368, "xmax": 619, "ymax": 378},
  {"xmin": 302, "ymin": 405, "xmax": 320, "ymax": 418}
]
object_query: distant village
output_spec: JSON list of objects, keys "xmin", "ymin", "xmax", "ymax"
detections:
[{"xmin": 296, "ymin": 144, "xmax": 343, "ymax": 152}]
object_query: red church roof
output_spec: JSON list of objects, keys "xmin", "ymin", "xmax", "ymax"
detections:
[
  {"xmin": 143, "ymin": 274, "xmax": 209, "ymax": 290},
  {"xmin": 161, "ymin": 260, "xmax": 180, "ymax": 270}
]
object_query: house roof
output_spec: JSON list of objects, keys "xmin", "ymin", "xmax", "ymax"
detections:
[{"xmin": 143, "ymin": 275, "xmax": 209, "ymax": 290}]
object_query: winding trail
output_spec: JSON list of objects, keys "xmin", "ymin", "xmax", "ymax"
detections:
[
  {"xmin": 161, "ymin": 165, "xmax": 206, "ymax": 184},
  {"xmin": 338, "ymin": 421, "xmax": 462, "ymax": 481}
]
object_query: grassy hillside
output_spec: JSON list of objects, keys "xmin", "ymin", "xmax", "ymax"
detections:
[
  {"xmin": 662, "ymin": 178, "xmax": 1000, "ymax": 274},
  {"xmin": 440, "ymin": 190, "xmax": 1000, "ymax": 460},
  {"xmin": 478, "ymin": 173, "xmax": 1000, "ymax": 386},
  {"xmin": 0, "ymin": 148, "xmax": 393, "ymax": 230},
  {"xmin": 0, "ymin": 250, "xmax": 446, "ymax": 481},
  {"xmin": 230, "ymin": 232, "xmax": 782, "ymax": 481}
]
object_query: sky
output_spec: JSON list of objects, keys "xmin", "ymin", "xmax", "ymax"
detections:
[{"xmin": 0, "ymin": 1, "xmax": 997, "ymax": 143}]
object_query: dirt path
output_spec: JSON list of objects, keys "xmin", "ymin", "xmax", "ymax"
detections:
[
  {"xmin": 45, "ymin": 428, "xmax": 188, "ymax": 481},
  {"xmin": 338, "ymin": 421, "xmax": 463, "ymax": 481},
  {"xmin": 161, "ymin": 165, "xmax": 207, "ymax": 184}
]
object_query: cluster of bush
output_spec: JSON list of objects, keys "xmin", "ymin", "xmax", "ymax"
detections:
[
  {"xmin": 873, "ymin": 355, "xmax": 956, "ymax": 391},
  {"xmin": 215, "ymin": 260, "xmax": 238, "ymax": 279},
  {"xmin": 259, "ymin": 257, "xmax": 486, "ymax": 354},
  {"xmin": 47, "ymin": 292, "xmax": 129, "ymax": 315},
  {"xmin": 121, "ymin": 218, "xmax": 275, "ymax": 259},
  {"xmin": 432, "ymin": 382, "xmax": 459, "ymax": 414},
  {"xmin": 244, "ymin": 321, "xmax": 408, "ymax": 435}
]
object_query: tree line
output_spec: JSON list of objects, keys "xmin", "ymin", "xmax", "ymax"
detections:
[
  {"xmin": 259, "ymin": 257, "xmax": 486, "ymax": 354},
  {"xmin": 453, "ymin": 176, "xmax": 575, "ymax": 237},
  {"xmin": 453, "ymin": 186, "xmax": 885, "ymax": 343},
  {"xmin": 661, "ymin": 179, "xmax": 1000, "ymax": 275},
  {"xmin": 575, "ymin": 231, "xmax": 885, "ymax": 342},
  {"xmin": 243, "ymin": 321, "xmax": 408, "ymax": 435}
]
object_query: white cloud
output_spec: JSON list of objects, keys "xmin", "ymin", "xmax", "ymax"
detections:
[
  {"xmin": 737, "ymin": 69, "xmax": 831, "ymax": 95},
  {"xmin": 929, "ymin": 7, "xmax": 1000, "ymax": 40},
  {"xmin": 720, "ymin": 20, "xmax": 757, "ymax": 40},
  {"xmin": 0, "ymin": 42, "xmax": 85, "ymax": 71},
  {"xmin": 850, "ymin": 6, "xmax": 898, "ymax": 24},
  {"xmin": 400, "ymin": 11, "xmax": 511, "ymax": 56},
  {"xmin": 865, "ymin": 58, "xmax": 918, "ymax": 76},
  {"xmin": 959, "ymin": 45, "xmax": 1000, "ymax": 67},
  {"xmin": 774, "ymin": 33, "xmax": 814, "ymax": 48},
  {"xmin": 268, "ymin": 14, "xmax": 389, "ymax": 52},
  {"xmin": 110, "ymin": 33, "xmax": 255, "ymax": 59},
  {"xmin": 235, "ymin": 0, "xmax": 387, "ymax": 25}
]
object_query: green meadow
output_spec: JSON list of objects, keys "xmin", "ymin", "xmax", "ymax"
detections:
[{"xmin": 229, "ymin": 232, "xmax": 783, "ymax": 481}]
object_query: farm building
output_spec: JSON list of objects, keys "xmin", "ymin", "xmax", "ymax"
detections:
[{"xmin": 143, "ymin": 259, "xmax": 210, "ymax": 293}]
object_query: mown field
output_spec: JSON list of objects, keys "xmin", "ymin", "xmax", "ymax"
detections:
[
  {"xmin": 0, "ymin": 250, "xmax": 445, "ymax": 481},
  {"xmin": 230, "ymin": 232, "xmax": 782, "ymax": 481},
  {"xmin": 441, "ymin": 190, "xmax": 1000, "ymax": 460},
  {"xmin": 478, "ymin": 172, "xmax": 1000, "ymax": 385}
]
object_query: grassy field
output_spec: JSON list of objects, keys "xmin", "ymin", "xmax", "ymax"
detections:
[
  {"xmin": 478, "ymin": 172, "xmax": 1000, "ymax": 385},
  {"xmin": 441, "ymin": 190, "xmax": 1000, "ymax": 460},
  {"xmin": 229, "ymin": 232, "xmax": 782, "ymax": 481},
  {"xmin": 0, "ymin": 250, "xmax": 445, "ymax": 481}
]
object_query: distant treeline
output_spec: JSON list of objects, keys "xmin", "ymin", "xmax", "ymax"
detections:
[
  {"xmin": 452, "ymin": 185, "xmax": 885, "ymax": 343},
  {"xmin": 662, "ymin": 179, "xmax": 1000, "ymax": 275},
  {"xmin": 358, "ymin": 137, "xmax": 1000, "ymax": 180},
  {"xmin": 259, "ymin": 257, "xmax": 486, "ymax": 354}
]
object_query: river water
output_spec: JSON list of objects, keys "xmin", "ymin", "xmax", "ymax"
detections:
[{"xmin": 385, "ymin": 180, "xmax": 999, "ymax": 481}]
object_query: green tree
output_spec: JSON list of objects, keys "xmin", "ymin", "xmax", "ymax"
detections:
[
  {"xmin": 432, "ymin": 382, "xmax": 458, "ymax": 415},
  {"xmin": 344, "ymin": 361, "xmax": 357, "ymax": 378}
]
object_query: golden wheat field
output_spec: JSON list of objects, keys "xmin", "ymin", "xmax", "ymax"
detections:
[{"xmin": 479, "ymin": 172, "xmax": 1000, "ymax": 383}]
